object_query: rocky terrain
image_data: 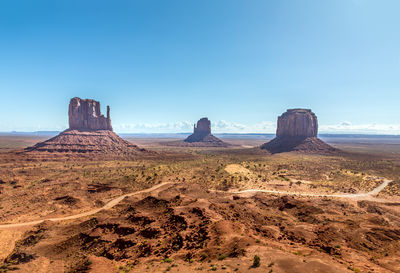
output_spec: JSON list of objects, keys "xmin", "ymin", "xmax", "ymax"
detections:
[
  {"xmin": 25, "ymin": 130, "xmax": 145, "ymax": 155},
  {"xmin": 261, "ymin": 109, "xmax": 336, "ymax": 153},
  {"xmin": 1, "ymin": 183, "xmax": 400, "ymax": 273},
  {"xmin": 25, "ymin": 98, "xmax": 146, "ymax": 155},
  {"xmin": 1, "ymin": 137, "xmax": 400, "ymax": 272}
]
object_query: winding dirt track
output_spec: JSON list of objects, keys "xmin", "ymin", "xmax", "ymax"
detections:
[
  {"xmin": 220, "ymin": 179, "xmax": 392, "ymax": 198},
  {"xmin": 0, "ymin": 179, "xmax": 393, "ymax": 229},
  {"xmin": 0, "ymin": 182, "xmax": 173, "ymax": 229}
]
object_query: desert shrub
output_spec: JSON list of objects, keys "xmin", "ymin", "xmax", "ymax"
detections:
[
  {"xmin": 252, "ymin": 255, "xmax": 260, "ymax": 268},
  {"xmin": 218, "ymin": 254, "xmax": 227, "ymax": 260},
  {"xmin": 162, "ymin": 258, "xmax": 173, "ymax": 263}
]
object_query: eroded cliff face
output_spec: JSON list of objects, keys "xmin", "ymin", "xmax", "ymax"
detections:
[
  {"xmin": 68, "ymin": 97, "xmax": 112, "ymax": 131},
  {"xmin": 276, "ymin": 109, "xmax": 318, "ymax": 138},
  {"xmin": 194, "ymin": 118, "xmax": 211, "ymax": 136}
]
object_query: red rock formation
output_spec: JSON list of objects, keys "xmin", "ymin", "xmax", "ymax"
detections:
[
  {"xmin": 261, "ymin": 109, "xmax": 336, "ymax": 154},
  {"xmin": 194, "ymin": 118, "xmax": 211, "ymax": 135},
  {"xmin": 276, "ymin": 109, "xmax": 318, "ymax": 137},
  {"xmin": 25, "ymin": 130, "xmax": 143, "ymax": 154},
  {"xmin": 185, "ymin": 118, "xmax": 213, "ymax": 143},
  {"xmin": 26, "ymin": 98, "xmax": 146, "ymax": 155},
  {"xmin": 69, "ymin": 97, "xmax": 112, "ymax": 131},
  {"xmin": 160, "ymin": 118, "xmax": 230, "ymax": 147}
]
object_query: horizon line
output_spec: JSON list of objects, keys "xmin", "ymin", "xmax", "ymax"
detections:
[{"xmin": 2, "ymin": 131, "xmax": 400, "ymax": 137}]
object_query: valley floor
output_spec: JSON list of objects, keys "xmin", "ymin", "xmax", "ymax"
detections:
[{"xmin": 0, "ymin": 136, "xmax": 400, "ymax": 272}]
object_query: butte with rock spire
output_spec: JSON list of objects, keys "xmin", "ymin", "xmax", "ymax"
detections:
[
  {"xmin": 26, "ymin": 97, "xmax": 146, "ymax": 155},
  {"xmin": 162, "ymin": 117, "xmax": 231, "ymax": 147}
]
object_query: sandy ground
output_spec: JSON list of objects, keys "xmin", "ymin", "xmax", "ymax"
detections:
[{"xmin": 0, "ymin": 229, "xmax": 24, "ymax": 260}]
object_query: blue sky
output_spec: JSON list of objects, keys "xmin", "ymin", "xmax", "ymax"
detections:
[{"xmin": 0, "ymin": 0, "xmax": 399, "ymax": 134}]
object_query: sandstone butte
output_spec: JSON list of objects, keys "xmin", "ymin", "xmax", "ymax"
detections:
[
  {"xmin": 183, "ymin": 117, "xmax": 230, "ymax": 147},
  {"xmin": 261, "ymin": 109, "xmax": 336, "ymax": 154},
  {"xmin": 25, "ymin": 97, "xmax": 145, "ymax": 155},
  {"xmin": 68, "ymin": 97, "xmax": 113, "ymax": 131}
]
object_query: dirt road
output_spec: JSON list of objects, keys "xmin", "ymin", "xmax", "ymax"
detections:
[
  {"xmin": 0, "ymin": 182, "xmax": 173, "ymax": 229},
  {"xmin": 0, "ymin": 179, "xmax": 394, "ymax": 229},
  {"xmin": 219, "ymin": 179, "xmax": 392, "ymax": 199}
]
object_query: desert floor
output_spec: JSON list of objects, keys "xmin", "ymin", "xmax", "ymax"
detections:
[{"xmin": 0, "ymin": 135, "xmax": 400, "ymax": 273}]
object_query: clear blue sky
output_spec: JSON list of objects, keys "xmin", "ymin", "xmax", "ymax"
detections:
[{"xmin": 1, "ymin": 0, "xmax": 399, "ymax": 134}]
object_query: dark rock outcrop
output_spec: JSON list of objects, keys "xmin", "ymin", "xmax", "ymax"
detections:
[
  {"xmin": 162, "ymin": 118, "xmax": 230, "ymax": 147},
  {"xmin": 184, "ymin": 118, "xmax": 213, "ymax": 143},
  {"xmin": 26, "ymin": 98, "xmax": 146, "ymax": 155},
  {"xmin": 261, "ymin": 109, "xmax": 336, "ymax": 154},
  {"xmin": 183, "ymin": 118, "xmax": 229, "ymax": 146},
  {"xmin": 69, "ymin": 97, "xmax": 112, "ymax": 131}
]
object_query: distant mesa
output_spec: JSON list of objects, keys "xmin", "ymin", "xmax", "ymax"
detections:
[
  {"xmin": 25, "ymin": 97, "xmax": 146, "ymax": 155},
  {"xmin": 261, "ymin": 109, "xmax": 336, "ymax": 154},
  {"xmin": 185, "ymin": 118, "xmax": 217, "ymax": 142},
  {"xmin": 163, "ymin": 118, "xmax": 231, "ymax": 147}
]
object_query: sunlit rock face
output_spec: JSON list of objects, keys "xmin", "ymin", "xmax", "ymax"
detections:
[
  {"xmin": 68, "ymin": 97, "xmax": 112, "ymax": 131},
  {"xmin": 276, "ymin": 109, "xmax": 318, "ymax": 137},
  {"xmin": 25, "ymin": 97, "xmax": 148, "ymax": 155},
  {"xmin": 261, "ymin": 109, "xmax": 336, "ymax": 154}
]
